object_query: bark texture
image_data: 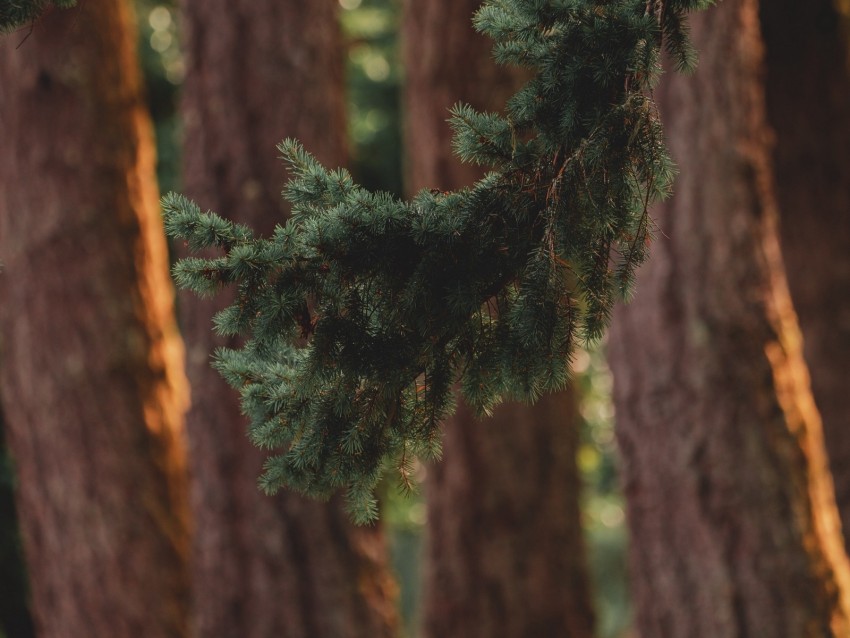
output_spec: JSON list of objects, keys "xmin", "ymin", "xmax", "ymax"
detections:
[
  {"xmin": 420, "ymin": 396, "xmax": 595, "ymax": 638},
  {"xmin": 608, "ymin": 1, "xmax": 850, "ymax": 636},
  {"xmin": 404, "ymin": 2, "xmax": 595, "ymax": 637},
  {"xmin": 761, "ymin": 0, "xmax": 850, "ymax": 547},
  {"xmin": 0, "ymin": 2, "xmax": 191, "ymax": 637},
  {"xmin": 178, "ymin": 2, "xmax": 398, "ymax": 636}
]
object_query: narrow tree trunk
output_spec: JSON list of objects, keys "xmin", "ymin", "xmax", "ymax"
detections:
[
  {"xmin": 760, "ymin": 0, "xmax": 850, "ymax": 547},
  {"xmin": 0, "ymin": 3, "xmax": 191, "ymax": 637},
  {"xmin": 178, "ymin": 2, "xmax": 398, "ymax": 636},
  {"xmin": 608, "ymin": 1, "xmax": 850, "ymax": 635},
  {"xmin": 403, "ymin": 3, "xmax": 595, "ymax": 637}
]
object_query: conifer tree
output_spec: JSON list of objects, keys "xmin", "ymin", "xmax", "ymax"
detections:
[
  {"xmin": 402, "ymin": 2, "xmax": 595, "ymax": 636},
  {"xmin": 177, "ymin": 0, "xmax": 398, "ymax": 635},
  {"xmin": 607, "ymin": 0, "xmax": 850, "ymax": 633},
  {"xmin": 164, "ymin": 0, "xmax": 713, "ymax": 519}
]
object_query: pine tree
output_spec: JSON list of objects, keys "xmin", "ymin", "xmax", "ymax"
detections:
[
  {"xmin": 177, "ymin": 0, "xmax": 399, "ymax": 634},
  {"xmin": 607, "ymin": 0, "xmax": 850, "ymax": 633},
  {"xmin": 164, "ymin": 0, "xmax": 713, "ymax": 520},
  {"xmin": 402, "ymin": 2, "xmax": 595, "ymax": 636}
]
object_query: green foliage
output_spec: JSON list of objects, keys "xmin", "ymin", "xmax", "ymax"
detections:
[
  {"xmin": 340, "ymin": 0, "xmax": 403, "ymax": 196},
  {"xmin": 0, "ymin": 0, "xmax": 76, "ymax": 32},
  {"xmin": 165, "ymin": 0, "xmax": 712, "ymax": 521},
  {"xmin": 573, "ymin": 342, "xmax": 630, "ymax": 637},
  {"xmin": 136, "ymin": 0, "xmax": 183, "ymax": 194}
]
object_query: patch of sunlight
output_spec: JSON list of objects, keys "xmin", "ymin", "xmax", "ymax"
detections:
[
  {"xmin": 578, "ymin": 445, "xmax": 601, "ymax": 474},
  {"xmin": 150, "ymin": 30, "xmax": 173, "ymax": 53},
  {"xmin": 364, "ymin": 55, "xmax": 391, "ymax": 81},
  {"xmin": 148, "ymin": 5, "xmax": 171, "ymax": 31}
]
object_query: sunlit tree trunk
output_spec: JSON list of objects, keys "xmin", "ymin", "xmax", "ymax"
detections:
[
  {"xmin": 761, "ymin": 0, "xmax": 850, "ymax": 548},
  {"xmin": 404, "ymin": 2, "xmax": 595, "ymax": 636},
  {"xmin": 178, "ymin": 1, "xmax": 398, "ymax": 636},
  {"xmin": 608, "ymin": 1, "xmax": 850, "ymax": 635},
  {"xmin": 0, "ymin": 2, "xmax": 191, "ymax": 636}
]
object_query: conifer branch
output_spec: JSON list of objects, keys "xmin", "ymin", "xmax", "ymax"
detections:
[{"xmin": 165, "ymin": 0, "xmax": 714, "ymax": 521}]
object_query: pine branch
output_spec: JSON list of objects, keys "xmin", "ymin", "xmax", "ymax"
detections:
[{"xmin": 165, "ymin": 0, "xmax": 714, "ymax": 521}]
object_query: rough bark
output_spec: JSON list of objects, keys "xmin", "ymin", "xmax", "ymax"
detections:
[
  {"xmin": 404, "ymin": 2, "xmax": 595, "ymax": 637},
  {"xmin": 178, "ymin": 2, "xmax": 398, "ymax": 636},
  {"xmin": 0, "ymin": 2, "xmax": 191, "ymax": 637},
  {"xmin": 760, "ymin": 0, "xmax": 850, "ymax": 548},
  {"xmin": 421, "ymin": 396, "xmax": 595, "ymax": 638},
  {"xmin": 608, "ymin": 1, "xmax": 850, "ymax": 636}
]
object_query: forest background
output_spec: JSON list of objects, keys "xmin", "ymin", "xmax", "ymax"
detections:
[
  {"xmin": 2, "ymin": 1, "xmax": 627, "ymax": 635},
  {"xmin": 1, "ymin": 0, "xmax": 849, "ymax": 637}
]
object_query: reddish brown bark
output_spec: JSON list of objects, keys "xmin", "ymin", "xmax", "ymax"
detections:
[
  {"xmin": 402, "ymin": 0, "xmax": 523, "ymax": 191},
  {"xmin": 760, "ymin": 0, "xmax": 850, "ymax": 548},
  {"xmin": 0, "ymin": 2, "xmax": 191, "ymax": 637},
  {"xmin": 178, "ymin": 1, "xmax": 398, "ymax": 636},
  {"xmin": 403, "ymin": 2, "xmax": 595, "ymax": 637},
  {"xmin": 608, "ymin": 1, "xmax": 850, "ymax": 635},
  {"xmin": 421, "ymin": 396, "xmax": 595, "ymax": 638}
]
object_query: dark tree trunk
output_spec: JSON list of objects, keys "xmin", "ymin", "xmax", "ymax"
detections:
[
  {"xmin": 178, "ymin": 2, "xmax": 398, "ymax": 636},
  {"xmin": 760, "ymin": 0, "xmax": 850, "ymax": 548},
  {"xmin": 403, "ymin": 2, "xmax": 595, "ymax": 637},
  {"xmin": 0, "ymin": 2, "xmax": 191, "ymax": 637},
  {"xmin": 608, "ymin": 1, "xmax": 850, "ymax": 635}
]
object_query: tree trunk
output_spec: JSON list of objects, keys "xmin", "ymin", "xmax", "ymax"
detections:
[
  {"xmin": 760, "ymin": 0, "xmax": 850, "ymax": 548},
  {"xmin": 0, "ymin": 3, "xmax": 191, "ymax": 637},
  {"xmin": 608, "ymin": 1, "xmax": 850, "ymax": 635},
  {"xmin": 403, "ymin": 2, "xmax": 595, "ymax": 637},
  {"xmin": 178, "ymin": 2, "xmax": 398, "ymax": 636}
]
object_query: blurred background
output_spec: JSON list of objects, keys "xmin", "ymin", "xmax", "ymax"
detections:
[
  {"xmin": 2, "ymin": 1, "xmax": 849, "ymax": 637},
  {"xmin": 137, "ymin": 0, "xmax": 630, "ymax": 638},
  {"xmin": 0, "ymin": 1, "xmax": 629, "ymax": 636}
]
